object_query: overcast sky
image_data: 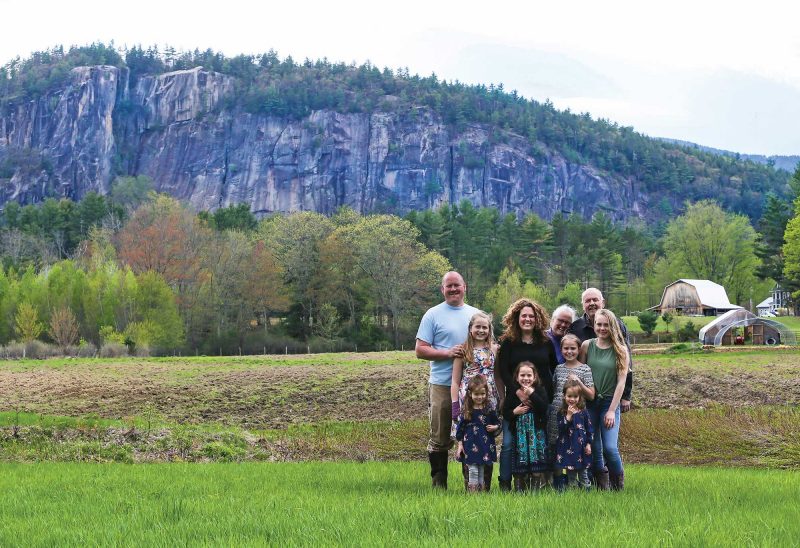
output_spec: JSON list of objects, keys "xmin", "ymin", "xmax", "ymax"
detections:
[{"xmin": 3, "ymin": 0, "xmax": 800, "ymax": 155}]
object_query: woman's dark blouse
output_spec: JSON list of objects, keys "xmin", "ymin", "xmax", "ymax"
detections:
[{"xmin": 496, "ymin": 338, "xmax": 558, "ymax": 405}]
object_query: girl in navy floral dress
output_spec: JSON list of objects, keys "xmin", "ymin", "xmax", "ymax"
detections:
[
  {"xmin": 554, "ymin": 379, "xmax": 594, "ymax": 491},
  {"xmin": 455, "ymin": 375, "xmax": 500, "ymax": 492}
]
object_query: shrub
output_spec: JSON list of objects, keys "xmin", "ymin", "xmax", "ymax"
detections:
[
  {"xmin": 677, "ymin": 320, "xmax": 698, "ymax": 342},
  {"xmin": 133, "ymin": 344, "xmax": 151, "ymax": 357},
  {"xmin": 25, "ymin": 340, "xmax": 59, "ymax": 359},
  {"xmin": 76, "ymin": 341, "xmax": 98, "ymax": 358},
  {"xmin": 99, "ymin": 326, "xmax": 126, "ymax": 345},
  {"xmin": 665, "ymin": 342, "xmax": 706, "ymax": 354},
  {"xmin": 2, "ymin": 342, "xmax": 27, "ymax": 359},
  {"xmin": 99, "ymin": 342, "xmax": 128, "ymax": 358},
  {"xmin": 636, "ymin": 310, "xmax": 658, "ymax": 336}
]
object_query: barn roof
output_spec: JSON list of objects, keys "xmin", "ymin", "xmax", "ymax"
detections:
[{"xmin": 670, "ymin": 279, "xmax": 741, "ymax": 310}]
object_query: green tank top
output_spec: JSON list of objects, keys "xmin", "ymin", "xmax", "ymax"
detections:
[{"xmin": 586, "ymin": 339, "xmax": 618, "ymax": 398}]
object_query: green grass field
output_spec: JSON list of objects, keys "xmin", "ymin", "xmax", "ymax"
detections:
[
  {"xmin": 1, "ymin": 349, "xmax": 798, "ymax": 545},
  {"xmin": 0, "ymin": 462, "xmax": 797, "ymax": 546}
]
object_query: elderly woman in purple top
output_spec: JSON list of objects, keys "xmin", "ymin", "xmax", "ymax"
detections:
[{"xmin": 546, "ymin": 305, "xmax": 576, "ymax": 364}]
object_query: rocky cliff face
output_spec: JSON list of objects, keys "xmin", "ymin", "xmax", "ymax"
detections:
[{"xmin": 0, "ymin": 66, "xmax": 645, "ymax": 222}]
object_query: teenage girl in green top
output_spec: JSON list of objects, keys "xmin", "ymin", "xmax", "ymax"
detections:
[{"xmin": 578, "ymin": 308, "xmax": 629, "ymax": 491}]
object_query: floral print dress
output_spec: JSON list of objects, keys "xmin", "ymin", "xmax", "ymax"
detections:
[
  {"xmin": 450, "ymin": 346, "xmax": 499, "ymax": 439},
  {"xmin": 455, "ymin": 408, "xmax": 500, "ymax": 465},
  {"xmin": 554, "ymin": 408, "xmax": 594, "ymax": 470}
]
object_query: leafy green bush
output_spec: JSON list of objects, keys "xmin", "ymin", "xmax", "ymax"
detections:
[
  {"xmin": 677, "ymin": 320, "xmax": 698, "ymax": 342},
  {"xmin": 636, "ymin": 310, "xmax": 659, "ymax": 336}
]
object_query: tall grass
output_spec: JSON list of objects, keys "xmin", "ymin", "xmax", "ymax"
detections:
[{"xmin": 0, "ymin": 463, "xmax": 797, "ymax": 546}]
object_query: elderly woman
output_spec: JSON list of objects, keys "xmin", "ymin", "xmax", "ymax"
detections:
[
  {"xmin": 546, "ymin": 304, "xmax": 576, "ymax": 364},
  {"xmin": 494, "ymin": 298, "xmax": 558, "ymax": 491}
]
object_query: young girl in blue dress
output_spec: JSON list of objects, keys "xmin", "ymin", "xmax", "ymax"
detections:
[
  {"xmin": 455, "ymin": 375, "xmax": 500, "ymax": 492},
  {"xmin": 553, "ymin": 378, "xmax": 594, "ymax": 491}
]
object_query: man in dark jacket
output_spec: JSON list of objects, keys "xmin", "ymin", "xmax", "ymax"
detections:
[{"xmin": 569, "ymin": 288, "xmax": 633, "ymax": 412}]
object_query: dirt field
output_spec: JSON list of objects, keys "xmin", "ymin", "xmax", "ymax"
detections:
[
  {"xmin": 1, "ymin": 349, "xmax": 798, "ymax": 427},
  {"xmin": 1, "ymin": 349, "xmax": 798, "ymax": 466}
]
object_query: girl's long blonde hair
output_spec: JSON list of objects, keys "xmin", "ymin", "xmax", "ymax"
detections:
[
  {"xmin": 463, "ymin": 312, "xmax": 494, "ymax": 365},
  {"xmin": 595, "ymin": 309, "xmax": 628, "ymax": 375}
]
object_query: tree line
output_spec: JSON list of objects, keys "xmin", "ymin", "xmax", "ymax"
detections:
[{"xmin": 0, "ymin": 169, "xmax": 794, "ymax": 356}]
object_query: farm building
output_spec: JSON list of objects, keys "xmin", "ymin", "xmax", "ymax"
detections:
[
  {"xmin": 698, "ymin": 309, "xmax": 795, "ymax": 346},
  {"xmin": 650, "ymin": 279, "xmax": 741, "ymax": 316},
  {"xmin": 756, "ymin": 297, "xmax": 774, "ymax": 317},
  {"xmin": 756, "ymin": 284, "xmax": 792, "ymax": 317}
]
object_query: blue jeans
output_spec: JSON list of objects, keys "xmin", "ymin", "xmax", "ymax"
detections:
[
  {"xmin": 499, "ymin": 418, "xmax": 514, "ymax": 482},
  {"xmin": 587, "ymin": 397, "xmax": 623, "ymax": 475}
]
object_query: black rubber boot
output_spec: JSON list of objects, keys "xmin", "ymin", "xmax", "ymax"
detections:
[
  {"xmin": 483, "ymin": 463, "xmax": 493, "ymax": 492},
  {"xmin": 429, "ymin": 451, "xmax": 448, "ymax": 489},
  {"xmin": 499, "ymin": 479, "xmax": 512, "ymax": 492},
  {"xmin": 553, "ymin": 469, "xmax": 568, "ymax": 492},
  {"xmin": 610, "ymin": 471, "xmax": 625, "ymax": 491},
  {"xmin": 595, "ymin": 469, "xmax": 610, "ymax": 491}
]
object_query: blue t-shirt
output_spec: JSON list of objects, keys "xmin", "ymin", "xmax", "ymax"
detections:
[{"xmin": 416, "ymin": 301, "xmax": 480, "ymax": 386}]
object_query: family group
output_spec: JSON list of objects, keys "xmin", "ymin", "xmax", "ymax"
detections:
[{"xmin": 416, "ymin": 271, "xmax": 632, "ymax": 493}]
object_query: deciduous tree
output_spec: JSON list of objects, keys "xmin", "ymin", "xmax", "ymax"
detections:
[
  {"xmin": 662, "ymin": 201, "xmax": 760, "ymax": 305},
  {"xmin": 48, "ymin": 305, "xmax": 79, "ymax": 349}
]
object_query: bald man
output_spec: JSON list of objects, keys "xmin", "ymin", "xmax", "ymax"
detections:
[{"xmin": 416, "ymin": 271, "xmax": 480, "ymax": 489}]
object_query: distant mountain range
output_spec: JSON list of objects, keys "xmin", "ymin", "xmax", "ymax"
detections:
[
  {"xmin": 0, "ymin": 44, "xmax": 792, "ymax": 224},
  {"xmin": 659, "ymin": 138, "xmax": 799, "ymax": 173}
]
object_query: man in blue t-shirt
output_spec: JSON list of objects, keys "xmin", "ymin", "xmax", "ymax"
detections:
[{"xmin": 415, "ymin": 271, "xmax": 479, "ymax": 489}]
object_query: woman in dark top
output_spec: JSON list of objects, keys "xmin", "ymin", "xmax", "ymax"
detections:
[{"xmin": 494, "ymin": 298, "xmax": 558, "ymax": 491}]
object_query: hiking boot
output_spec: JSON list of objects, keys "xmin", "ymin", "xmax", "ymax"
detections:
[
  {"xmin": 610, "ymin": 471, "xmax": 625, "ymax": 491},
  {"xmin": 429, "ymin": 451, "xmax": 448, "ymax": 489},
  {"xmin": 595, "ymin": 469, "xmax": 610, "ymax": 491}
]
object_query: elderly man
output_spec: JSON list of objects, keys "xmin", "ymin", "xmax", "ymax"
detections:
[
  {"xmin": 569, "ymin": 288, "xmax": 633, "ymax": 411},
  {"xmin": 546, "ymin": 304, "xmax": 576, "ymax": 364},
  {"xmin": 415, "ymin": 271, "xmax": 479, "ymax": 489}
]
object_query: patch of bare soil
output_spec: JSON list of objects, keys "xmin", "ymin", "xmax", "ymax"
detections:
[{"xmin": 0, "ymin": 356, "xmax": 797, "ymax": 427}]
